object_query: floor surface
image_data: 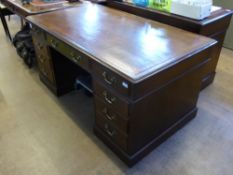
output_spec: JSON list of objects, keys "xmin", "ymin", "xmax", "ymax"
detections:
[{"xmin": 0, "ymin": 16, "xmax": 233, "ymax": 175}]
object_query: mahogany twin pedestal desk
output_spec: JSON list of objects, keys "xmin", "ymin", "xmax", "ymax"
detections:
[{"xmin": 27, "ymin": 2, "xmax": 217, "ymax": 166}]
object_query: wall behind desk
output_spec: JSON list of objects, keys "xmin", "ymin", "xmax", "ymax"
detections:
[{"xmin": 214, "ymin": 0, "xmax": 233, "ymax": 50}]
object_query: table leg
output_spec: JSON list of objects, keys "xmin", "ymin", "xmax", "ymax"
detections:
[
  {"xmin": 0, "ymin": 10, "xmax": 12, "ymax": 42},
  {"xmin": 20, "ymin": 17, "xmax": 24, "ymax": 29}
]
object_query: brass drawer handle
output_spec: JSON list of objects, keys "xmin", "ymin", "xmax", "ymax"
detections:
[
  {"xmin": 103, "ymin": 108, "xmax": 115, "ymax": 121},
  {"xmin": 71, "ymin": 52, "xmax": 81, "ymax": 63},
  {"xmin": 103, "ymin": 91, "xmax": 116, "ymax": 104},
  {"xmin": 104, "ymin": 124, "xmax": 115, "ymax": 137},
  {"xmin": 70, "ymin": 52, "xmax": 75, "ymax": 58},
  {"xmin": 102, "ymin": 72, "xmax": 115, "ymax": 85},
  {"xmin": 50, "ymin": 39, "xmax": 58, "ymax": 48},
  {"xmin": 73, "ymin": 56, "xmax": 81, "ymax": 63},
  {"xmin": 74, "ymin": 56, "xmax": 81, "ymax": 63}
]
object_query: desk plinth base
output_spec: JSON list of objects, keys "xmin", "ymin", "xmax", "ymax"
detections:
[{"xmin": 94, "ymin": 108, "xmax": 197, "ymax": 167}]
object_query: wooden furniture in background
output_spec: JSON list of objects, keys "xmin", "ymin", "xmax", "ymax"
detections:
[
  {"xmin": 0, "ymin": 0, "xmax": 80, "ymax": 42},
  {"xmin": 1, "ymin": 0, "xmax": 80, "ymax": 17},
  {"xmin": 213, "ymin": 0, "xmax": 233, "ymax": 50},
  {"xmin": 27, "ymin": 2, "xmax": 216, "ymax": 166},
  {"xmin": 0, "ymin": 3, "xmax": 13, "ymax": 41},
  {"xmin": 105, "ymin": 0, "xmax": 233, "ymax": 89}
]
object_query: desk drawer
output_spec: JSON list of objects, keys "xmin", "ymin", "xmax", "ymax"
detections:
[
  {"xmin": 95, "ymin": 98, "xmax": 128, "ymax": 133},
  {"xmin": 93, "ymin": 80, "xmax": 129, "ymax": 117},
  {"xmin": 32, "ymin": 29, "xmax": 55, "ymax": 84},
  {"xmin": 37, "ymin": 54, "xmax": 55, "ymax": 83},
  {"xmin": 92, "ymin": 62, "xmax": 131, "ymax": 97},
  {"xmin": 46, "ymin": 34, "xmax": 90, "ymax": 72},
  {"xmin": 39, "ymin": 63, "xmax": 52, "ymax": 80},
  {"xmin": 95, "ymin": 116, "xmax": 127, "ymax": 151}
]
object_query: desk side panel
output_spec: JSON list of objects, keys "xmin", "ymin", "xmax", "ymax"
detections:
[{"xmin": 94, "ymin": 46, "xmax": 212, "ymax": 166}]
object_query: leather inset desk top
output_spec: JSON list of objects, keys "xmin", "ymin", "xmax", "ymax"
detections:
[{"xmin": 27, "ymin": 2, "xmax": 216, "ymax": 82}]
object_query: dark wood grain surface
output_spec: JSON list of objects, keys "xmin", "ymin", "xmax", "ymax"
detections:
[{"xmin": 27, "ymin": 2, "xmax": 216, "ymax": 83}]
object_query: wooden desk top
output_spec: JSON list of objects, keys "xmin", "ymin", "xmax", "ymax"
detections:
[
  {"xmin": 27, "ymin": 2, "xmax": 216, "ymax": 82},
  {"xmin": 1, "ymin": 0, "xmax": 80, "ymax": 16}
]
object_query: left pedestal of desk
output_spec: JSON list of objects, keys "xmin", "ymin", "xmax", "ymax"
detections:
[
  {"xmin": 32, "ymin": 25, "xmax": 85, "ymax": 96},
  {"xmin": 31, "ymin": 26, "xmax": 58, "ymax": 94}
]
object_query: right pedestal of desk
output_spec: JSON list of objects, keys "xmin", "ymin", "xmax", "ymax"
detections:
[{"xmin": 92, "ymin": 45, "xmax": 215, "ymax": 167}]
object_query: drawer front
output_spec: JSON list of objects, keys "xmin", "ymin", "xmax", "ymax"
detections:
[
  {"xmin": 39, "ymin": 62, "xmax": 52, "ymax": 80},
  {"xmin": 93, "ymin": 80, "xmax": 129, "ymax": 117},
  {"xmin": 95, "ymin": 98, "xmax": 128, "ymax": 133},
  {"xmin": 95, "ymin": 117, "xmax": 127, "ymax": 151},
  {"xmin": 92, "ymin": 62, "xmax": 131, "ymax": 97},
  {"xmin": 32, "ymin": 28, "xmax": 55, "ymax": 83},
  {"xmin": 46, "ymin": 34, "xmax": 90, "ymax": 72},
  {"xmin": 37, "ymin": 54, "xmax": 55, "ymax": 83}
]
